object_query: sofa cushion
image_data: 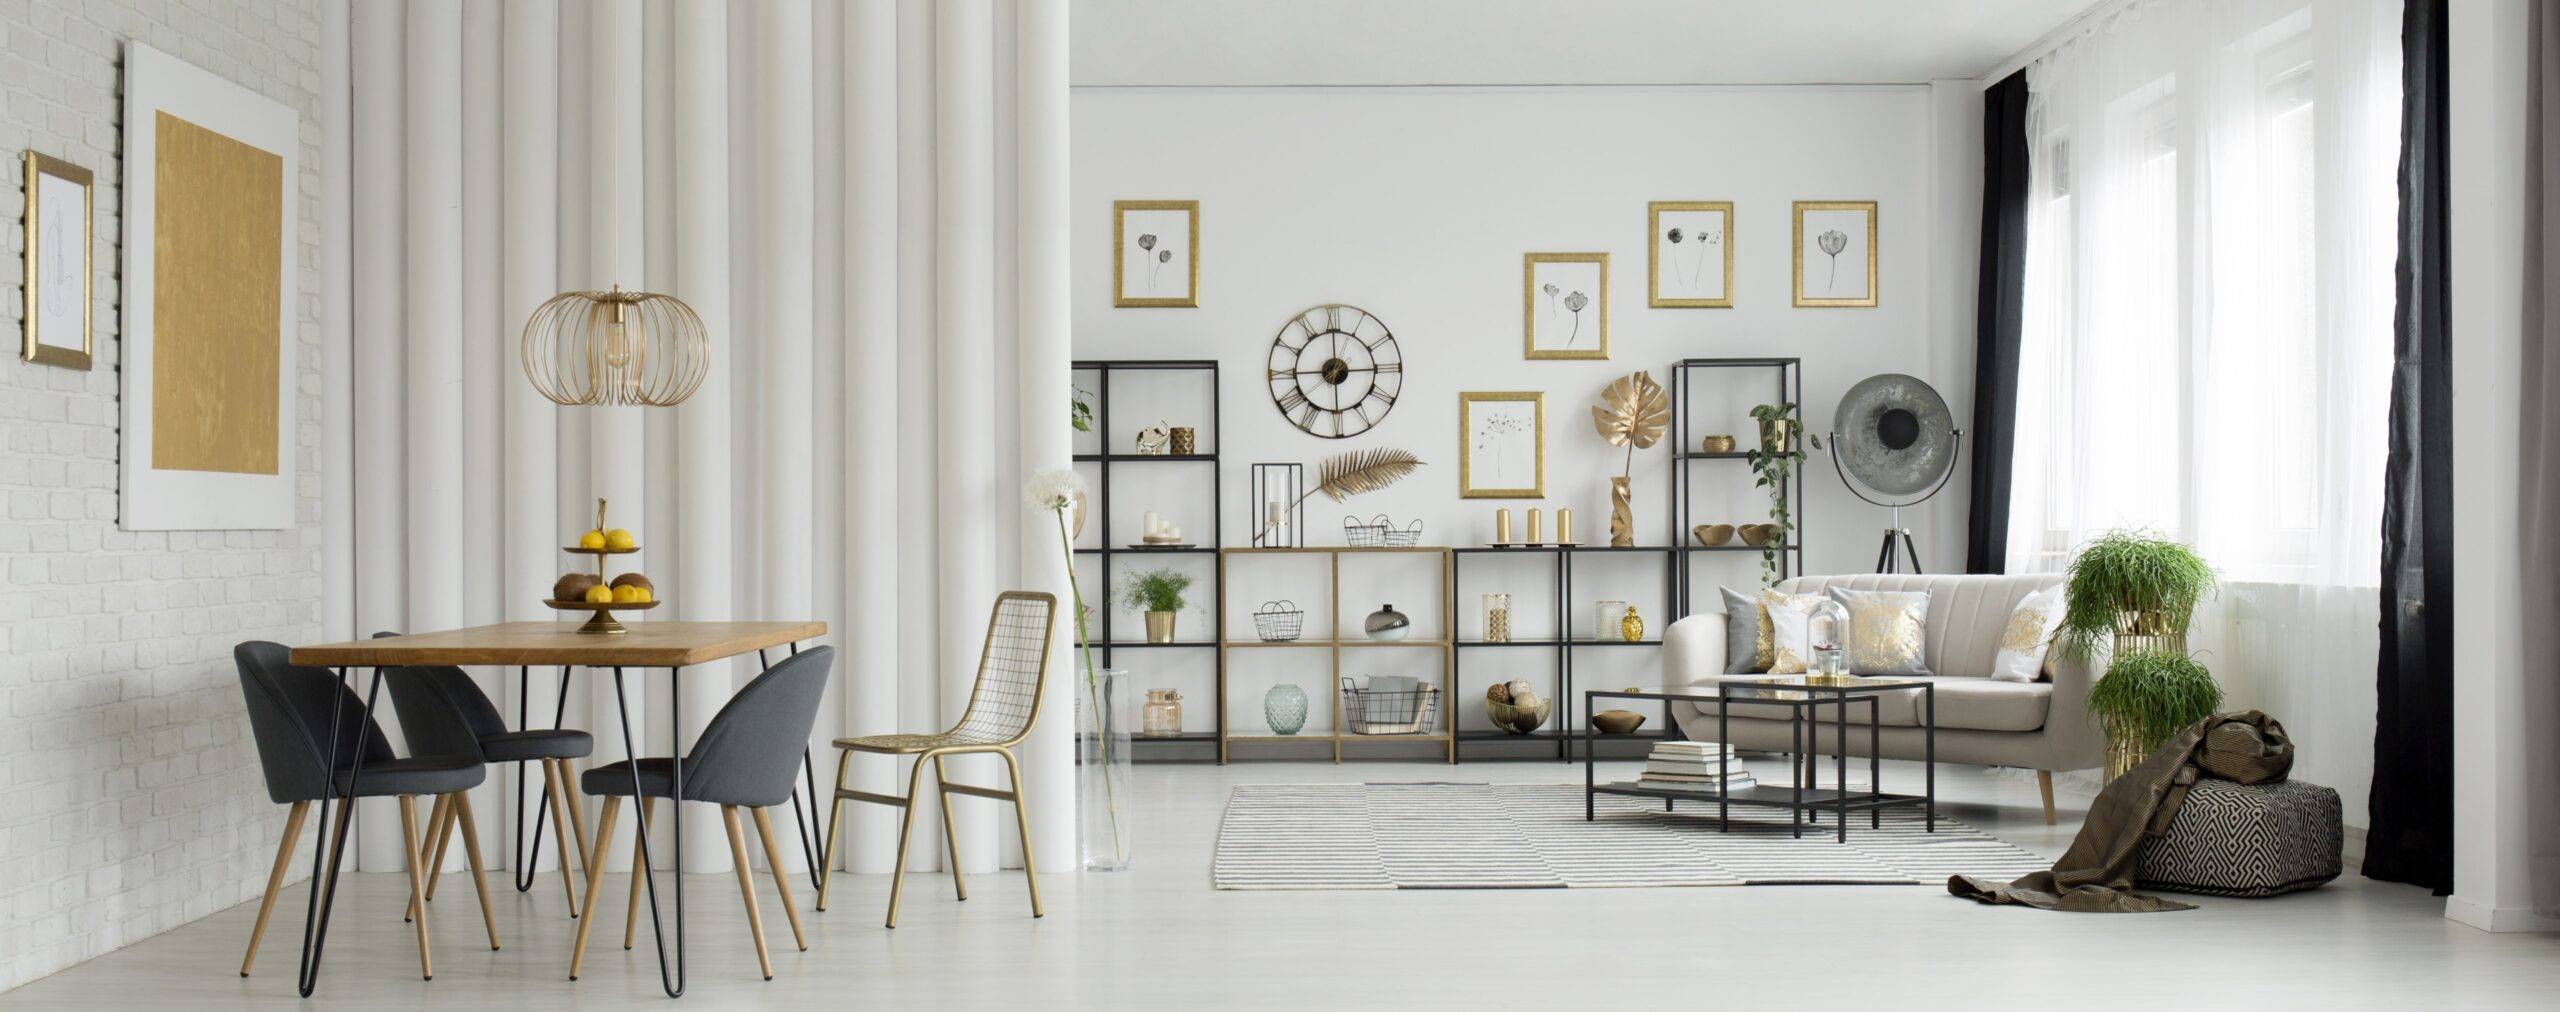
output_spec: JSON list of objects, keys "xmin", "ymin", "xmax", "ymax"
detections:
[
  {"xmin": 1674, "ymin": 675, "xmax": 2048, "ymax": 733},
  {"xmin": 1777, "ymin": 573, "xmax": 2064, "ymax": 678}
]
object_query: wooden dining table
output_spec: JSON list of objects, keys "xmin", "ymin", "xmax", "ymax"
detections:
[{"xmin": 291, "ymin": 620, "xmax": 827, "ymax": 999}]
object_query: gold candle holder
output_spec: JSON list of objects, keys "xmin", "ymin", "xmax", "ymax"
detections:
[{"xmin": 1526, "ymin": 508, "xmax": 1544, "ymax": 545}]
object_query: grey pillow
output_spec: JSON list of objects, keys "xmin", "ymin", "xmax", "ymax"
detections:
[
  {"xmin": 1717, "ymin": 587, "xmax": 1771, "ymax": 673},
  {"xmin": 1825, "ymin": 587, "xmax": 1934, "ymax": 676}
]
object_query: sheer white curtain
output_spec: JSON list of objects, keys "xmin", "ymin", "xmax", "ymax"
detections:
[{"xmin": 2008, "ymin": 0, "xmax": 2400, "ymax": 586}]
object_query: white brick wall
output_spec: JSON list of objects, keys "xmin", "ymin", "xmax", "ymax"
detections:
[{"xmin": 0, "ymin": 0, "xmax": 323, "ymax": 991}]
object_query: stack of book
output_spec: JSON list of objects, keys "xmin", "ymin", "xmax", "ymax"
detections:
[{"xmin": 1637, "ymin": 741, "xmax": 1755, "ymax": 793}]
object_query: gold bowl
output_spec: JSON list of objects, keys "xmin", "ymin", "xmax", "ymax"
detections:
[
  {"xmin": 1692, "ymin": 523, "xmax": 1735, "ymax": 547},
  {"xmin": 1737, "ymin": 524, "xmax": 1779, "ymax": 547},
  {"xmin": 1700, "ymin": 435, "xmax": 1737, "ymax": 453},
  {"xmin": 1591, "ymin": 710, "xmax": 1648, "ymax": 735}
]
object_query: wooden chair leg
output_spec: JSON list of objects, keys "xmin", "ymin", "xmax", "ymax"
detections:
[
  {"xmin": 540, "ymin": 759, "xmax": 583, "ymax": 916},
  {"xmin": 816, "ymin": 749, "xmax": 852, "ymax": 912},
  {"xmin": 238, "ymin": 800, "xmax": 310, "ymax": 976},
  {"xmin": 557, "ymin": 759, "xmax": 594, "ymax": 878},
  {"xmin": 424, "ymin": 793, "xmax": 459, "ymax": 902},
  {"xmin": 932, "ymin": 753, "xmax": 967, "ymax": 902},
  {"xmin": 624, "ymin": 797, "xmax": 656, "ymax": 950},
  {"xmin": 749, "ymin": 806, "xmax": 809, "ymax": 951},
  {"xmin": 452, "ymin": 792, "xmax": 501, "ymax": 951},
  {"xmin": 407, "ymin": 793, "xmax": 450, "ymax": 923},
  {"xmin": 884, "ymin": 757, "xmax": 932, "ymax": 928},
  {"xmin": 567, "ymin": 795, "xmax": 621, "ymax": 981},
  {"xmin": 723, "ymin": 806, "xmax": 775, "ymax": 980},
  {"xmin": 397, "ymin": 796, "xmax": 435, "ymax": 981},
  {"xmin": 2037, "ymin": 770, "xmax": 2057, "ymax": 825},
  {"xmin": 998, "ymin": 748, "xmax": 1044, "ymax": 918}
]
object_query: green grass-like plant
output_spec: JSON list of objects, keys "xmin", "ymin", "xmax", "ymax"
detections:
[
  {"xmin": 1120, "ymin": 569, "xmax": 1193, "ymax": 614},
  {"xmin": 2056, "ymin": 530, "xmax": 2218, "ymax": 660},
  {"xmin": 2087, "ymin": 648, "xmax": 2223, "ymax": 755}
]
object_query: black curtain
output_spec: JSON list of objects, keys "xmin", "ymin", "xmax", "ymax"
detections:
[
  {"xmin": 2365, "ymin": 0, "xmax": 2453, "ymax": 895},
  {"xmin": 1965, "ymin": 70, "xmax": 2032, "ymax": 575}
]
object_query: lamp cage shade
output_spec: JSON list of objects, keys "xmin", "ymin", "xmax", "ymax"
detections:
[{"xmin": 520, "ymin": 286, "xmax": 709, "ymax": 407}]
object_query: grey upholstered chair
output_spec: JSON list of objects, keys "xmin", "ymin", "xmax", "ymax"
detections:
[
  {"xmin": 373, "ymin": 632, "xmax": 596, "ymax": 922},
  {"xmin": 568, "ymin": 645, "xmax": 835, "ymax": 983},
  {"xmin": 819, "ymin": 591, "xmax": 1055, "ymax": 928},
  {"xmin": 234, "ymin": 641, "xmax": 489, "ymax": 981}
]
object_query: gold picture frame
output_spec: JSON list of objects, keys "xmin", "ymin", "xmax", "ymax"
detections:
[
  {"xmin": 1793, "ymin": 200, "xmax": 1877, "ymax": 308},
  {"xmin": 1113, "ymin": 199, "xmax": 1199, "ymax": 308},
  {"xmin": 21, "ymin": 150, "xmax": 94, "ymax": 369},
  {"xmin": 1649, "ymin": 201, "xmax": 1733, "ymax": 308},
  {"xmin": 1458, "ymin": 391, "xmax": 1545, "ymax": 498},
  {"xmin": 1523, "ymin": 252, "xmax": 1608, "ymax": 360}
]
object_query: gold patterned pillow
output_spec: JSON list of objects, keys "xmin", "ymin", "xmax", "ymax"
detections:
[
  {"xmin": 1718, "ymin": 587, "xmax": 1775, "ymax": 672},
  {"xmin": 1990, "ymin": 584, "xmax": 2066, "ymax": 683},
  {"xmin": 1761, "ymin": 590, "xmax": 1830, "ymax": 675},
  {"xmin": 1825, "ymin": 588, "xmax": 1934, "ymax": 676}
]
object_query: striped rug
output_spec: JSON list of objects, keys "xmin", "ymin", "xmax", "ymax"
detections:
[{"xmin": 1213, "ymin": 783, "xmax": 2053, "ymax": 890}]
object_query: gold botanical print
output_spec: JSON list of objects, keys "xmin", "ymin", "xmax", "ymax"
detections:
[
  {"xmin": 2000, "ymin": 605, "xmax": 2052, "ymax": 654},
  {"xmin": 1847, "ymin": 596, "xmax": 1926, "ymax": 673}
]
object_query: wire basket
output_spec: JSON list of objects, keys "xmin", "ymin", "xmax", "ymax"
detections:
[
  {"xmin": 1253, "ymin": 600, "xmax": 1305, "ymax": 642},
  {"xmin": 1343, "ymin": 514, "xmax": 1425, "ymax": 548},
  {"xmin": 1338, "ymin": 678, "xmax": 1441, "ymax": 735}
]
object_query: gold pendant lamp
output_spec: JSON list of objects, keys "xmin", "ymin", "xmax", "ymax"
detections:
[{"xmin": 520, "ymin": 286, "xmax": 710, "ymax": 406}]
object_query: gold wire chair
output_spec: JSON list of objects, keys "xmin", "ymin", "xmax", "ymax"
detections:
[{"xmin": 817, "ymin": 591, "xmax": 1056, "ymax": 927}]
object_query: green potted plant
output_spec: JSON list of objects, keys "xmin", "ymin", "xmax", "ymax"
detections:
[
  {"xmin": 1121, "ymin": 569, "xmax": 1194, "ymax": 644},
  {"xmin": 1743, "ymin": 402, "xmax": 1821, "ymax": 585},
  {"xmin": 2086, "ymin": 648, "xmax": 2223, "ymax": 779},
  {"xmin": 2056, "ymin": 530, "xmax": 2219, "ymax": 661}
]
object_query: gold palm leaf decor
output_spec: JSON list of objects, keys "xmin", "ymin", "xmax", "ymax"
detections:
[
  {"xmin": 1303, "ymin": 447, "xmax": 1425, "ymax": 504},
  {"xmin": 1592, "ymin": 370, "xmax": 1669, "ymax": 546}
]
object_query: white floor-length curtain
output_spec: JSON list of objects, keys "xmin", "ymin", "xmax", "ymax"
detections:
[
  {"xmin": 2003, "ymin": 0, "xmax": 2401, "ymax": 825},
  {"xmin": 321, "ymin": 0, "xmax": 1074, "ymax": 876}
]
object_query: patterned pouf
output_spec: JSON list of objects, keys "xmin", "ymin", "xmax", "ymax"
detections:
[{"xmin": 2135, "ymin": 778, "xmax": 2343, "ymax": 898}]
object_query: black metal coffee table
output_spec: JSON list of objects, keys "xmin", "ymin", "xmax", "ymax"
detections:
[{"xmin": 1584, "ymin": 677, "xmax": 1936, "ymax": 842}]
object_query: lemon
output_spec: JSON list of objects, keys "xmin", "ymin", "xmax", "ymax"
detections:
[
  {"xmin": 578, "ymin": 529, "xmax": 607, "ymax": 550},
  {"xmin": 628, "ymin": 584, "xmax": 653, "ymax": 603},
  {"xmin": 605, "ymin": 528, "xmax": 636, "ymax": 551},
  {"xmin": 611, "ymin": 584, "xmax": 643, "ymax": 604},
  {"xmin": 584, "ymin": 584, "xmax": 615, "ymax": 604}
]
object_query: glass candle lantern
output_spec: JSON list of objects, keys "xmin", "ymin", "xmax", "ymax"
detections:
[
  {"xmin": 1808, "ymin": 597, "xmax": 1852, "ymax": 681},
  {"xmin": 1483, "ymin": 593, "xmax": 1512, "ymax": 643}
]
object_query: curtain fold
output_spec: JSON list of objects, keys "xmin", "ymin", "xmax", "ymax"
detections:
[
  {"xmin": 1965, "ymin": 69, "xmax": 2031, "ymax": 575},
  {"xmin": 2518, "ymin": 0, "xmax": 2560, "ymax": 915},
  {"xmin": 333, "ymin": 0, "xmax": 1073, "ymax": 875}
]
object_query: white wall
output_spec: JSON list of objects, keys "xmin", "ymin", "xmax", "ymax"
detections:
[
  {"xmin": 0, "ymin": 0, "xmax": 324, "ymax": 989},
  {"xmin": 1071, "ymin": 85, "xmax": 1977, "ymax": 735}
]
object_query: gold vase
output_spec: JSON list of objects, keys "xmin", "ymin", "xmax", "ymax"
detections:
[
  {"xmin": 1760, "ymin": 419, "xmax": 1792, "ymax": 454},
  {"xmin": 1145, "ymin": 610, "xmax": 1177, "ymax": 644},
  {"xmin": 1608, "ymin": 476, "xmax": 1634, "ymax": 547},
  {"xmin": 2104, "ymin": 720, "xmax": 2146, "ymax": 782},
  {"xmin": 1620, "ymin": 604, "xmax": 1644, "ymax": 643}
]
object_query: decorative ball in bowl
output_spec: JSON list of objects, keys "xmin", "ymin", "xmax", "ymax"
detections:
[
  {"xmin": 1692, "ymin": 523, "xmax": 1735, "ymax": 548},
  {"xmin": 1591, "ymin": 710, "xmax": 1648, "ymax": 735},
  {"xmin": 1484, "ymin": 694, "xmax": 1552, "ymax": 734}
]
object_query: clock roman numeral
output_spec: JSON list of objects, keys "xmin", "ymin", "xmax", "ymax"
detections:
[{"xmin": 1277, "ymin": 388, "xmax": 1308, "ymax": 415}]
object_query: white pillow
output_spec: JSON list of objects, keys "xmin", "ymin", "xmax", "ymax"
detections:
[
  {"xmin": 1990, "ymin": 584, "xmax": 2067, "ymax": 683},
  {"xmin": 1760, "ymin": 589, "xmax": 1830, "ymax": 675}
]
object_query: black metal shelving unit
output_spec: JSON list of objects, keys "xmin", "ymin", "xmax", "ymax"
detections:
[
  {"xmin": 1670, "ymin": 357, "xmax": 1805, "ymax": 614},
  {"xmin": 1451, "ymin": 544, "xmax": 1684, "ymax": 762},
  {"xmin": 1073, "ymin": 360, "xmax": 1223, "ymax": 754}
]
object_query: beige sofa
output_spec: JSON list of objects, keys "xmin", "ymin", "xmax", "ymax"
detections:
[{"xmin": 1663, "ymin": 573, "xmax": 2104, "ymax": 824}]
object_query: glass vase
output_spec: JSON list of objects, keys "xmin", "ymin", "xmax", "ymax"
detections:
[{"xmin": 1078, "ymin": 668, "xmax": 1135, "ymax": 871}]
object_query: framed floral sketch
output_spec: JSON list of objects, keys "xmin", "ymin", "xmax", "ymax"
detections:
[
  {"xmin": 1649, "ymin": 201, "xmax": 1732, "ymax": 308},
  {"xmin": 1793, "ymin": 200, "xmax": 1877, "ymax": 307},
  {"xmin": 1523, "ymin": 252, "xmax": 1608, "ymax": 360},
  {"xmin": 21, "ymin": 150, "xmax": 93, "ymax": 369},
  {"xmin": 1113, "ymin": 199, "xmax": 1199, "ymax": 307},
  {"xmin": 1458, "ymin": 391, "xmax": 1545, "ymax": 498}
]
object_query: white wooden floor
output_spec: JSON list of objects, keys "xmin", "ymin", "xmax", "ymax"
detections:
[{"xmin": 7, "ymin": 759, "xmax": 2557, "ymax": 1009}]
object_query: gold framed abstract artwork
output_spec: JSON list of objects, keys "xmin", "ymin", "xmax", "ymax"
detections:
[
  {"xmin": 21, "ymin": 151, "xmax": 93, "ymax": 369},
  {"xmin": 118, "ymin": 42, "xmax": 299, "ymax": 530},
  {"xmin": 1649, "ymin": 201, "xmax": 1732, "ymax": 308},
  {"xmin": 1793, "ymin": 200, "xmax": 1877, "ymax": 307},
  {"xmin": 1113, "ymin": 199, "xmax": 1199, "ymax": 307},
  {"xmin": 1523, "ymin": 253, "xmax": 1608, "ymax": 360},
  {"xmin": 1458, "ymin": 391, "xmax": 1545, "ymax": 499}
]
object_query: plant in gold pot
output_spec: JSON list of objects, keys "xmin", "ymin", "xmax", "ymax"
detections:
[
  {"xmin": 2087, "ymin": 648, "xmax": 2223, "ymax": 779},
  {"xmin": 2055, "ymin": 530, "xmax": 2219, "ymax": 662},
  {"xmin": 1121, "ymin": 569, "xmax": 1194, "ymax": 644}
]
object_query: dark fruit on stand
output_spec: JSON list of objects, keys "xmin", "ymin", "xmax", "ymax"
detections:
[
  {"xmin": 610, "ymin": 573, "xmax": 654, "ymax": 593},
  {"xmin": 554, "ymin": 573, "xmax": 599, "ymax": 603}
]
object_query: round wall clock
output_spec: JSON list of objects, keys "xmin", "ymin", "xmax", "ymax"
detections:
[{"xmin": 1266, "ymin": 304, "xmax": 1403, "ymax": 439}]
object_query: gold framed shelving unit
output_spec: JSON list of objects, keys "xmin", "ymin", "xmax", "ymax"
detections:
[{"xmin": 1218, "ymin": 546, "xmax": 1454, "ymax": 764}]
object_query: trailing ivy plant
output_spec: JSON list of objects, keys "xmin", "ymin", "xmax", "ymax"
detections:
[
  {"xmin": 1743, "ymin": 402, "xmax": 1821, "ymax": 585},
  {"xmin": 1119, "ymin": 569, "xmax": 1193, "ymax": 614},
  {"xmin": 1071, "ymin": 384, "xmax": 1096, "ymax": 432},
  {"xmin": 2086, "ymin": 648, "xmax": 2223, "ymax": 756},
  {"xmin": 2056, "ymin": 530, "xmax": 2219, "ymax": 661}
]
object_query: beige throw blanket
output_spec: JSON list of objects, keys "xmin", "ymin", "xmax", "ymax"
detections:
[{"xmin": 1948, "ymin": 711, "xmax": 2294, "ymax": 913}]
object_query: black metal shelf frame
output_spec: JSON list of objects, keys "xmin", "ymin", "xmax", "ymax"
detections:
[
  {"xmin": 1075, "ymin": 359, "xmax": 1223, "ymax": 756},
  {"xmin": 1670, "ymin": 357, "xmax": 1806, "ymax": 615},
  {"xmin": 1449, "ymin": 540, "xmax": 1682, "ymax": 762}
]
